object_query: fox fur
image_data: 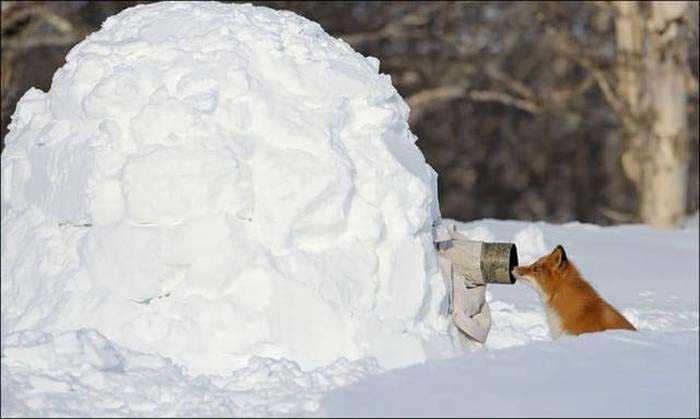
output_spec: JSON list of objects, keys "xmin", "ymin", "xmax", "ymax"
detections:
[{"xmin": 512, "ymin": 245, "xmax": 636, "ymax": 338}]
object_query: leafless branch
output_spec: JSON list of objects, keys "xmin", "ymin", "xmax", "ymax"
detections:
[
  {"xmin": 407, "ymin": 84, "xmax": 542, "ymax": 124},
  {"xmin": 485, "ymin": 65, "xmax": 538, "ymax": 100},
  {"xmin": 546, "ymin": 26, "xmax": 637, "ymax": 129},
  {"xmin": 469, "ymin": 90, "xmax": 542, "ymax": 114},
  {"xmin": 1, "ymin": 2, "xmax": 79, "ymax": 50},
  {"xmin": 338, "ymin": 2, "xmax": 445, "ymax": 46},
  {"xmin": 407, "ymin": 85, "xmax": 466, "ymax": 123}
]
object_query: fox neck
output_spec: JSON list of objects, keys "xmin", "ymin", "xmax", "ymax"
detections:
[
  {"xmin": 521, "ymin": 271, "xmax": 571, "ymax": 338},
  {"xmin": 523, "ymin": 275, "xmax": 561, "ymax": 304}
]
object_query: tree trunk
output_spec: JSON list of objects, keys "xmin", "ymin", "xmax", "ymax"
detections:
[{"xmin": 615, "ymin": 1, "xmax": 690, "ymax": 229}]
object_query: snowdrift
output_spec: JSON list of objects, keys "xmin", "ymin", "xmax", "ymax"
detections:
[
  {"xmin": 0, "ymin": 1, "xmax": 455, "ymax": 375},
  {"xmin": 3, "ymin": 219, "xmax": 697, "ymax": 417}
]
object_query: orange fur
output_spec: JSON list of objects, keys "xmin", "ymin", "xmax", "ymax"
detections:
[{"xmin": 512, "ymin": 245, "xmax": 636, "ymax": 338}]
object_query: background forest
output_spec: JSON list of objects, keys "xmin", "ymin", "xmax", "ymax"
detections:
[{"xmin": 2, "ymin": 1, "xmax": 698, "ymax": 227}]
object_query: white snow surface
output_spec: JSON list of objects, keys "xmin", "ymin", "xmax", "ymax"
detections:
[
  {"xmin": 323, "ymin": 219, "xmax": 699, "ymax": 417},
  {"xmin": 0, "ymin": 0, "xmax": 452, "ymax": 378},
  {"xmin": 2, "ymin": 218, "xmax": 698, "ymax": 417},
  {"xmin": 1, "ymin": 1, "xmax": 698, "ymax": 417}
]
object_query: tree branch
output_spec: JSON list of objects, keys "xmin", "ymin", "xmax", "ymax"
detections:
[
  {"xmin": 407, "ymin": 86, "xmax": 466, "ymax": 123},
  {"xmin": 485, "ymin": 65, "xmax": 538, "ymax": 100},
  {"xmin": 469, "ymin": 90, "xmax": 542, "ymax": 114},
  {"xmin": 338, "ymin": 2, "xmax": 445, "ymax": 46},
  {"xmin": 1, "ymin": 2, "xmax": 79, "ymax": 50},
  {"xmin": 407, "ymin": 84, "xmax": 542, "ymax": 124},
  {"xmin": 545, "ymin": 26, "xmax": 638, "ymax": 129}
]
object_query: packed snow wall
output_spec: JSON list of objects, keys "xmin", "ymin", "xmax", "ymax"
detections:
[{"xmin": 0, "ymin": 1, "xmax": 456, "ymax": 375}]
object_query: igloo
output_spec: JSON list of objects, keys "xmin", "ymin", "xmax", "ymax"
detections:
[{"xmin": 0, "ymin": 1, "xmax": 456, "ymax": 374}]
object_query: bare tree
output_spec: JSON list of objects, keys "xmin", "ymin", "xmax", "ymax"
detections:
[
  {"xmin": 2, "ymin": 1, "xmax": 698, "ymax": 227},
  {"xmin": 614, "ymin": 1, "xmax": 693, "ymax": 228}
]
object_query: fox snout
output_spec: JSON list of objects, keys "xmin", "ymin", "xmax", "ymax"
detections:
[{"xmin": 511, "ymin": 265, "xmax": 532, "ymax": 280}]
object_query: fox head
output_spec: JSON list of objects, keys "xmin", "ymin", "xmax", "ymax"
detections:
[{"xmin": 512, "ymin": 245, "xmax": 569, "ymax": 292}]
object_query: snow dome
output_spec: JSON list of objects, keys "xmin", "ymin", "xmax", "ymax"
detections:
[{"xmin": 0, "ymin": 1, "xmax": 454, "ymax": 374}]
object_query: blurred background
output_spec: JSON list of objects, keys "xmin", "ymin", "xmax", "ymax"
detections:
[{"xmin": 1, "ymin": 1, "xmax": 698, "ymax": 228}]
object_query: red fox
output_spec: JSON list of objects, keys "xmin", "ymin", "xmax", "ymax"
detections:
[{"xmin": 512, "ymin": 245, "xmax": 636, "ymax": 338}]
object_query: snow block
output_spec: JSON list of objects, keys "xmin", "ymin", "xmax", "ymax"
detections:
[{"xmin": 0, "ymin": 1, "xmax": 456, "ymax": 374}]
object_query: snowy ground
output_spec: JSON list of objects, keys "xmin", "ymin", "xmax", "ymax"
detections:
[
  {"xmin": 322, "ymin": 218, "xmax": 700, "ymax": 417},
  {"xmin": 2, "ymin": 217, "xmax": 698, "ymax": 417}
]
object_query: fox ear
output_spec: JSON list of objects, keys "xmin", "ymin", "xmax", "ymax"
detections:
[{"xmin": 552, "ymin": 245, "xmax": 568, "ymax": 267}]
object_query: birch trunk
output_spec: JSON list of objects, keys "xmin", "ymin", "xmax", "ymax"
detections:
[{"xmin": 615, "ymin": 1, "xmax": 690, "ymax": 229}]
